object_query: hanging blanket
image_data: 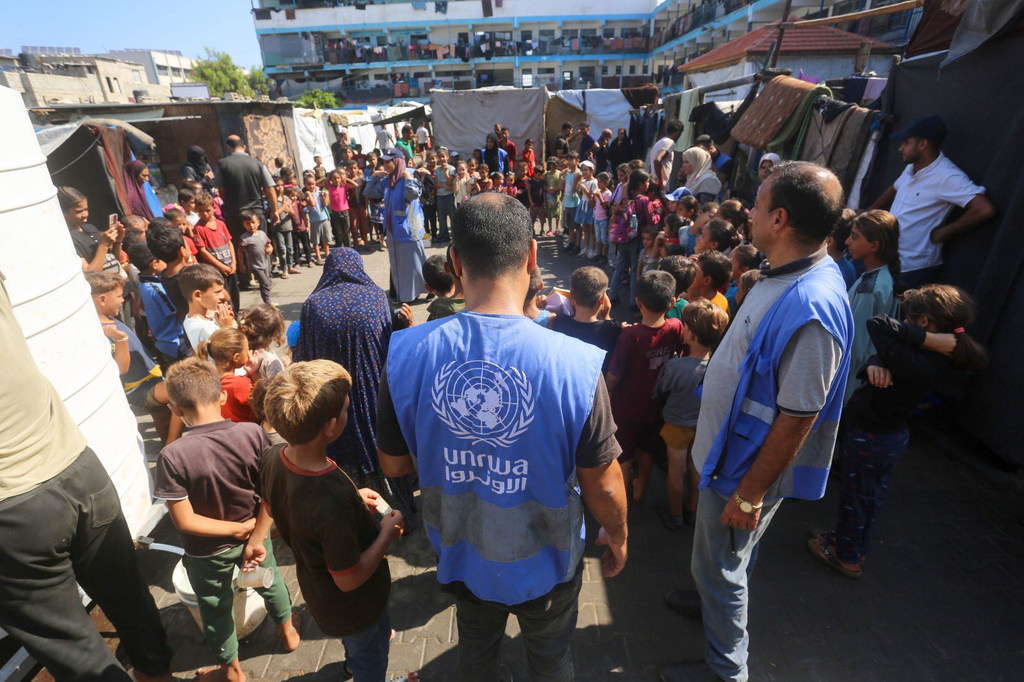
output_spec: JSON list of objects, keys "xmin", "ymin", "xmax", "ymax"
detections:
[
  {"xmin": 828, "ymin": 106, "xmax": 877, "ymax": 195},
  {"xmin": 731, "ymin": 76, "xmax": 819, "ymax": 150},
  {"xmin": 767, "ymin": 83, "xmax": 831, "ymax": 154},
  {"xmin": 799, "ymin": 107, "xmax": 856, "ymax": 167}
]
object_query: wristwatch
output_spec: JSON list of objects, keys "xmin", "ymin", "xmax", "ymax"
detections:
[{"xmin": 731, "ymin": 491, "xmax": 763, "ymax": 515}]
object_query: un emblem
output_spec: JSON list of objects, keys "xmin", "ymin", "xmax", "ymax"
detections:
[{"xmin": 431, "ymin": 360, "xmax": 536, "ymax": 448}]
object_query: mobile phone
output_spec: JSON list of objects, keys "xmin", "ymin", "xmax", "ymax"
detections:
[
  {"xmin": 374, "ymin": 497, "xmax": 393, "ymax": 516},
  {"xmin": 108, "ymin": 214, "xmax": 118, "ymax": 229}
]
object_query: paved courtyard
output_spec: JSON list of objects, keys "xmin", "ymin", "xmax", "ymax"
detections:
[{"xmin": 126, "ymin": 237, "xmax": 1024, "ymax": 681}]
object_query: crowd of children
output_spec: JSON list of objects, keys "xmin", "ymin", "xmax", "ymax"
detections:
[{"xmin": 59, "ymin": 123, "xmax": 990, "ymax": 680}]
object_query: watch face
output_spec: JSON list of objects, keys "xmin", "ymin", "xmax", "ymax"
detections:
[{"xmin": 740, "ymin": 501, "xmax": 754, "ymax": 514}]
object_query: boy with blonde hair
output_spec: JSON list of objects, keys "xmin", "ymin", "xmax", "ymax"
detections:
[
  {"xmin": 248, "ymin": 360, "xmax": 415, "ymax": 682},
  {"xmin": 155, "ymin": 357, "xmax": 300, "ymax": 682}
]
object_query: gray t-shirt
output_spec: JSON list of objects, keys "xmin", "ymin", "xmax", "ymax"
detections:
[
  {"xmin": 434, "ymin": 165, "xmax": 455, "ymax": 196},
  {"xmin": 240, "ymin": 230, "xmax": 271, "ymax": 272},
  {"xmin": 657, "ymin": 356, "xmax": 709, "ymax": 428},
  {"xmin": 691, "ymin": 253, "xmax": 843, "ymax": 477}
]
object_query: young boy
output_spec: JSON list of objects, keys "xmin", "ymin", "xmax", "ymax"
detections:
[
  {"xmin": 193, "ymin": 191, "xmax": 240, "ymax": 312},
  {"xmin": 575, "ymin": 160, "xmax": 598, "ymax": 257},
  {"xmin": 239, "ymin": 210, "xmax": 274, "ymax": 305},
  {"xmin": 144, "ymin": 222, "xmax": 190, "ymax": 361},
  {"xmin": 726, "ymin": 244, "xmax": 760, "ymax": 315},
  {"xmin": 86, "ymin": 271, "xmax": 182, "ymax": 444},
  {"xmin": 560, "ymin": 152, "xmax": 580, "ymax": 251},
  {"xmin": 827, "ymin": 208, "xmax": 858, "ymax": 290},
  {"xmin": 164, "ymin": 207, "xmax": 198, "ymax": 264},
  {"xmin": 656, "ymin": 299, "xmax": 729, "ymax": 530},
  {"xmin": 523, "ymin": 267, "xmax": 552, "ymax": 326},
  {"xmin": 659, "ymin": 255, "xmax": 697, "ymax": 320},
  {"xmin": 688, "ymin": 251, "xmax": 732, "ymax": 315},
  {"xmin": 422, "ymin": 254, "xmax": 464, "ymax": 321},
  {"xmin": 249, "ymin": 360, "xmax": 412, "ymax": 680},
  {"xmin": 527, "ymin": 166, "xmax": 547, "ymax": 235},
  {"xmin": 549, "ymin": 266, "xmax": 621, "ymax": 372},
  {"xmin": 607, "ymin": 270, "xmax": 683, "ymax": 501},
  {"xmin": 178, "ymin": 188, "xmax": 200, "ymax": 227},
  {"xmin": 312, "ymin": 155, "xmax": 327, "ymax": 187},
  {"xmin": 155, "ymin": 358, "xmax": 299, "ymax": 681},
  {"xmin": 179, "ymin": 263, "xmax": 235, "ymax": 350}
]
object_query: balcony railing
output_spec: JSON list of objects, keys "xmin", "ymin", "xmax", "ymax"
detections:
[{"xmin": 651, "ymin": 0, "xmax": 752, "ymax": 51}]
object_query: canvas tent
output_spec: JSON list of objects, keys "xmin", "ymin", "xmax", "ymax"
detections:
[
  {"xmin": 293, "ymin": 107, "xmax": 336, "ymax": 174},
  {"xmin": 430, "ymin": 86, "xmax": 549, "ymax": 159},
  {"xmin": 862, "ymin": 8, "xmax": 1024, "ymax": 466}
]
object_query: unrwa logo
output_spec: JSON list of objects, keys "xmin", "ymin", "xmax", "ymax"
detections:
[{"xmin": 431, "ymin": 360, "xmax": 536, "ymax": 448}]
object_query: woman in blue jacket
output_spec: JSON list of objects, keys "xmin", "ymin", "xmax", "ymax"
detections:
[
  {"xmin": 480, "ymin": 133, "xmax": 509, "ymax": 175},
  {"xmin": 367, "ymin": 147, "xmax": 427, "ymax": 303}
]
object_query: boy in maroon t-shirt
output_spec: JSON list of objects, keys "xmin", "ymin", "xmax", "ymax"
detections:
[
  {"xmin": 192, "ymin": 191, "xmax": 240, "ymax": 311},
  {"xmin": 607, "ymin": 270, "xmax": 683, "ymax": 502}
]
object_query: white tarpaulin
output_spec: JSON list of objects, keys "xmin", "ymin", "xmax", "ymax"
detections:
[
  {"xmin": 292, "ymin": 108, "xmax": 334, "ymax": 174},
  {"xmin": 686, "ymin": 62, "xmax": 758, "ymax": 102},
  {"xmin": 430, "ymin": 87, "xmax": 549, "ymax": 158},
  {"xmin": 555, "ymin": 89, "xmax": 635, "ymax": 138}
]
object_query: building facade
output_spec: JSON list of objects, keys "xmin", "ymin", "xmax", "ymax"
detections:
[
  {"xmin": 253, "ymin": 0, "xmax": 921, "ymax": 101},
  {"xmin": 0, "ymin": 53, "xmax": 173, "ymax": 107},
  {"xmin": 104, "ymin": 49, "xmax": 197, "ymax": 86}
]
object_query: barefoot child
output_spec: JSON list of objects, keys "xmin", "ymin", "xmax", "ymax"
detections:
[
  {"xmin": 656, "ymin": 299, "xmax": 729, "ymax": 530},
  {"xmin": 251, "ymin": 360, "xmax": 419, "ymax": 682},
  {"xmin": 155, "ymin": 357, "xmax": 300, "ymax": 681}
]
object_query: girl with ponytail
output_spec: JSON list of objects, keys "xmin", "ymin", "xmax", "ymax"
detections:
[
  {"xmin": 842, "ymin": 209, "xmax": 902, "ymax": 404},
  {"xmin": 809, "ymin": 284, "xmax": 986, "ymax": 578},
  {"xmin": 197, "ymin": 327, "xmax": 259, "ymax": 422}
]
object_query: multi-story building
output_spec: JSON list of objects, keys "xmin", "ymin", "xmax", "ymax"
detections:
[
  {"xmin": 104, "ymin": 49, "xmax": 197, "ymax": 87},
  {"xmin": 253, "ymin": 0, "xmax": 921, "ymax": 102}
]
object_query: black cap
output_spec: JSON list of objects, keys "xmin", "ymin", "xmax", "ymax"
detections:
[
  {"xmin": 891, "ymin": 116, "xmax": 946, "ymax": 146},
  {"xmin": 379, "ymin": 146, "xmax": 404, "ymax": 161}
]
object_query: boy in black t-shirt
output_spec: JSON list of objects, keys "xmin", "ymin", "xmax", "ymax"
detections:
[
  {"xmin": 549, "ymin": 266, "xmax": 621, "ymax": 373},
  {"xmin": 155, "ymin": 358, "xmax": 300, "ymax": 681},
  {"xmin": 251, "ymin": 360, "xmax": 417, "ymax": 682}
]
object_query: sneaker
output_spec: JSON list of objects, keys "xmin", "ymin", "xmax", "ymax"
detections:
[{"xmin": 664, "ymin": 589, "xmax": 702, "ymax": 618}]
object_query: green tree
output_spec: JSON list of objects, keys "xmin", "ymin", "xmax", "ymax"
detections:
[
  {"xmin": 192, "ymin": 49, "xmax": 252, "ymax": 97},
  {"xmin": 296, "ymin": 89, "xmax": 339, "ymax": 109},
  {"xmin": 248, "ymin": 67, "xmax": 269, "ymax": 96}
]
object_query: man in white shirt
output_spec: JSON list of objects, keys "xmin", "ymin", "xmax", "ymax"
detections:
[
  {"xmin": 871, "ymin": 116, "xmax": 995, "ymax": 287},
  {"xmin": 415, "ymin": 121, "xmax": 430, "ymax": 153},
  {"xmin": 647, "ymin": 120, "xmax": 685, "ymax": 190}
]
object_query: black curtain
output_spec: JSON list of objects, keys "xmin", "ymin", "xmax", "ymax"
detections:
[{"xmin": 864, "ymin": 36, "xmax": 1024, "ymax": 465}]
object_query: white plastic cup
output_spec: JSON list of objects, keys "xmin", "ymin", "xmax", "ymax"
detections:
[{"xmin": 236, "ymin": 566, "xmax": 274, "ymax": 589}]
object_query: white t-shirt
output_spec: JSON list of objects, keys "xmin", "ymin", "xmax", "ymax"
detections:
[
  {"xmin": 890, "ymin": 153, "xmax": 984, "ymax": 272},
  {"xmin": 416, "ymin": 126, "xmax": 429, "ymax": 144},
  {"xmin": 184, "ymin": 314, "xmax": 221, "ymax": 351},
  {"xmin": 646, "ymin": 136, "xmax": 675, "ymax": 185}
]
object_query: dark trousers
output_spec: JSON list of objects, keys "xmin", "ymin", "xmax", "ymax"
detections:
[
  {"xmin": 835, "ymin": 426, "xmax": 910, "ymax": 564},
  {"xmin": 224, "ymin": 271, "xmax": 240, "ymax": 312},
  {"xmin": 422, "ymin": 203, "xmax": 438, "ymax": 238},
  {"xmin": 452, "ymin": 563, "xmax": 582, "ymax": 682},
  {"xmin": 273, "ymin": 230, "xmax": 294, "ymax": 271},
  {"xmin": 0, "ymin": 448, "xmax": 172, "ymax": 681},
  {"xmin": 293, "ymin": 230, "xmax": 312, "ymax": 265},
  {"xmin": 901, "ymin": 265, "xmax": 941, "ymax": 289},
  {"xmin": 330, "ymin": 209, "xmax": 351, "ymax": 248},
  {"xmin": 251, "ymin": 267, "xmax": 272, "ymax": 304}
]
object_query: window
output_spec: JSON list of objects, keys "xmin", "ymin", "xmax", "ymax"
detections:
[
  {"xmin": 628, "ymin": 65, "xmax": 636, "ymax": 75},
  {"xmin": 520, "ymin": 29, "xmax": 533, "ymax": 42},
  {"xmin": 539, "ymin": 29, "xmax": 556, "ymax": 42},
  {"xmin": 522, "ymin": 73, "xmax": 534, "ymax": 87},
  {"xmin": 538, "ymin": 67, "xmax": 555, "ymax": 74},
  {"xmin": 132, "ymin": 70, "xmax": 141, "ymax": 83},
  {"xmin": 642, "ymin": 64, "xmax": 649, "ymax": 74},
  {"xmin": 603, "ymin": 28, "xmax": 616, "ymax": 38},
  {"xmin": 615, "ymin": 65, "xmax": 622, "ymax": 75},
  {"xmin": 562, "ymin": 29, "xmax": 578, "ymax": 39},
  {"xmin": 105, "ymin": 76, "xmax": 113, "ymax": 92},
  {"xmin": 580, "ymin": 28, "xmax": 598, "ymax": 37},
  {"xmin": 458, "ymin": 32, "xmax": 469, "ymax": 43},
  {"xmin": 601, "ymin": 65, "xmax": 608, "ymax": 75}
]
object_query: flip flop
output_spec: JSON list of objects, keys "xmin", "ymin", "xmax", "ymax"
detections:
[{"xmin": 807, "ymin": 537, "xmax": 862, "ymax": 579}]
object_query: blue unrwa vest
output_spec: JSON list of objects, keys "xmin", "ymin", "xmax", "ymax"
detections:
[
  {"xmin": 700, "ymin": 259, "xmax": 854, "ymax": 501},
  {"xmin": 387, "ymin": 312, "xmax": 604, "ymax": 604}
]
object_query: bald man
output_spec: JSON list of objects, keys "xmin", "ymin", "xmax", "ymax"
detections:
[{"xmin": 661, "ymin": 163, "xmax": 855, "ymax": 682}]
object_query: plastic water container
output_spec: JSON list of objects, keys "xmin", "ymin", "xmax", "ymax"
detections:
[
  {"xmin": 171, "ymin": 560, "xmax": 268, "ymax": 640},
  {"xmin": 0, "ymin": 85, "xmax": 154, "ymax": 536}
]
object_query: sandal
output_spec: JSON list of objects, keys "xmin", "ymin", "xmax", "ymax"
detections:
[{"xmin": 807, "ymin": 537, "xmax": 862, "ymax": 579}]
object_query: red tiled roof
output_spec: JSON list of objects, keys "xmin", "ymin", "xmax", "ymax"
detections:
[{"xmin": 678, "ymin": 20, "xmax": 899, "ymax": 74}]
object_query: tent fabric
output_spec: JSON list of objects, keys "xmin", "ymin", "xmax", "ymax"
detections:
[
  {"xmin": 45, "ymin": 125, "xmax": 132, "ymax": 223},
  {"xmin": 766, "ymin": 83, "xmax": 831, "ymax": 154},
  {"xmin": 431, "ymin": 87, "xmax": 549, "ymax": 158},
  {"xmin": 862, "ymin": 36, "xmax": 1024, "ymax": 465},
  {"xmin": 799, "ymin": 107, "xmax": 856, "ymax": 166},
  {"xmin": 731, "ymin": 76, "xmax": 818, "ymax": 149},
  {"xmin": 942, "ymin": 0, "xmax": 1024, "ymax": 66},
  {"xmin": 826, "ymin": 106, "xmax": 876, "ymax": 196},
  {"xmin": 555, "ymin": 89, "xmax": 634, "ymax": 143},
  {"xmin": 621, "ymin": 84, "xmax": 660, "ymax": 109},
  {"xmin": 545, "ymin": 95, "xmax": 586, "ymax": 158},
  {"xmin": 293, "ymin": 108, "xmax": 335, "ymax": 174},
  {"xmin": 904, "ymin": 0, "xmax": 968, "ymax": 59},
  {"xmin": 686, "ymin": 61, "xmax": 758, "ymax": 102}
]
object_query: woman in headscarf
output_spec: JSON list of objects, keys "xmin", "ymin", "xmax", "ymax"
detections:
[
  {"xmin": 366, "ymin": 147, "xmax": 427, "ymax": 303},
  {"xmin": 680, "ymin": 146, "xmax": 722, "ymax": 203},
  {"xmin": 182, "ymin": 145, "xmax": 214, "ymax": 191},
  {"xmin": 480, "ymin": 133, "xmax": 509, "ymax": 175},
  {"xmin": 757, "ymin": 152, "xmax": 781, "ymax": 181},
  {"xmin": 608, "ymin": 127, "xmax": 633, "ymax": 171},
  {"xmin": 123, "ymin": 160, "xmax": 155, "ymax": 219},
  {"xmin": 294, "ymin": 248, "xmax": 413, "ymax": 508}
]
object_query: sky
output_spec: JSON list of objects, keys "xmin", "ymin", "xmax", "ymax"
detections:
[{"xmin": 0, "ymin": 0, "xmax": 263, "ymax": 67}]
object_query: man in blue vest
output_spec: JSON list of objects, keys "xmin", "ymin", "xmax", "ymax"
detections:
[
  {"xmin": 660, "ymin": 162, "xmax": 854, "ymax": 682},
  {"xmin": 377, "ymin": 192, "xmax": 628, "ymax": 681}
]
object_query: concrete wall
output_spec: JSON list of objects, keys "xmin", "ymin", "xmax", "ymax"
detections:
[{"xmin": 0, "ymin": 70, "xmax": 104, "ymax": 107}]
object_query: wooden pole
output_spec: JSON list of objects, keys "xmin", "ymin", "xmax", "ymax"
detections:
[
  {"xmin": 770, "ymin": 0, "xmax": 794, "ymax": 68},
  {"xmin": 785, "ymin": 0, "xmax": 924, "ymax": 29}
]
